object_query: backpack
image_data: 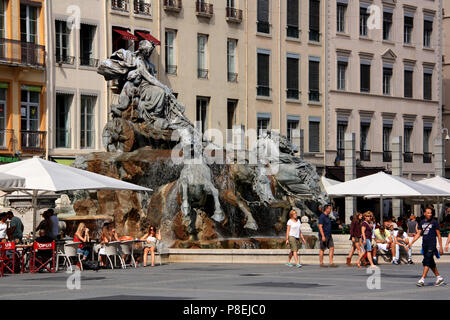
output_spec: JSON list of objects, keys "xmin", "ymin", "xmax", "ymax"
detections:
[{"xmin": 82, "ymin": 260, "xmax": 100, "ymax": 271}]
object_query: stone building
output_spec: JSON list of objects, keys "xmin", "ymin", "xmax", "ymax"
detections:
[{"xmin": 442, "ymin": 0, "xmax": 450, "ymax": 178}]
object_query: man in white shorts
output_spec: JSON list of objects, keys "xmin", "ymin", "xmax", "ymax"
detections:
[
  {"xmin": 393, "ymin": 228, "xmax": 413, "ymax": 264},
  {"xmin": 374, "ymin": 225, "xmax": 395, "ymax": 260}
]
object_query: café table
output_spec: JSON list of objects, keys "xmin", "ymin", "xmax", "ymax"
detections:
[{"xmin": 15, "ymin": 244, "xmax": 33, "ymax": 273}]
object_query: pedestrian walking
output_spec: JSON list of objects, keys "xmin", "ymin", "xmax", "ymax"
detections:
[
  {"xmin": 406, "ymin": 215, "xmax": 418, "ymax": 237},
  {"xmin": 285, "ymin": 209, "xmax": 306, "ymax": 268},
  {"xmin": 346, "ymin": 212, "xmax": 363, "ymax": 266},
  {"xmin": 409, "ymin": 208, "xmax": 445, "ymax": 287},
  {"xmin": 356, "ymin": 211, "xmax": 377, "ymax": 269},
  {"xmin": 318, "ymin": 204, "xmax": 337, "ymax": 268}
]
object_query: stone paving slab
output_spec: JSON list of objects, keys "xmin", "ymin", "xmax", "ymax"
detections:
[{"xmin": 0, "ymin": 263, "xmax": 449, "ymax": 300}]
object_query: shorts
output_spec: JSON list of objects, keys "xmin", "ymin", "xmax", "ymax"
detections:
[
  {"xmin": 376, "ymin": 243, "xmax": 390, "ymax": 252},
  {"xmin": 320, "ymin": 235, "xmax": 334, "ymax": 250},
  {"xmin": 288, "ymin": 236, "xmax": 301, "ymax": 252},
  {"xmin": 143, "ymin": 241, "xmax": 156, "ymax": 249},
  {"xmin": 363, "ymin": 239, "xmax": 372, "ymax": 252},
  {"xmin": 422, "ymin": 246, "xmax": 437, "ymax": 268}
]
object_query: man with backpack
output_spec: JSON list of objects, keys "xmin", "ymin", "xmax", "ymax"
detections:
[{"xmin": 409, "ymin": 207, "xmax": 444, "ymax": 287}]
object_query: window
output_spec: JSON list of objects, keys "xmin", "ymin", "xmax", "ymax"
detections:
[
  {"xmin": 337, "ymin": 60, "xmax": 347, "ymax": 91},
  {"xmin": 360, "ymin": 6, "xmax": 369, "ymax": 37},
  {"xmin": 287, "ymin": 0, "xmax": 299, "ymax": 38},
  {"xmin": 309, "ymin": 58, "xmax": 320, "ymax": 101},
  {"xmin": 424, "ymin": 71, "xmax": 432, "ymax": 100},
  {"xmin": 80, "ymin": 95, "xmax": 96, "ymax": 149},
  {"xmin": 257, "ymin": 114, "xmax": 271, "ymax": 138},
  {"xmin": 287, "ymin": 54, "xmax": 299, "ymax": 100},
  {"xmin": 227, "ymin": 0, "xmax": 235, "ymax": 8},
  {"xmin": 404, "ymin": 124, "xmax": 413, "ymax": 153},
  {"xmin": 196, "ymin": 97, "xmax": 208, "ymax": 134},
  {"xmin": 309, "ymin": 119, "xmax": 320, "ymax": 152},
  {"xmin": 257, "ymin": 0, "xmax": 270, "ymax": 34},
  {"xmin": 309, "ymin": 0, "xmax": 320, "ymax": 42},
  {"xmin": 112, "ymin": 27, "xmax": 131, "ymax": 52},
  {"xmin": 227, "ymin": 99, "xmax": 237, "ymax": 131},
  {"xmin": 165, "ymin": 30, "xmax": 177, "ymax": 74},
  {"xmin": 197, "ymin": 34, "xmax": 208, "ymax": 79},
  {"xmin": 55, "ymin": 21, "xmax": 70, "ymax": 63},
  {"xmin": 55, "ymin": 93, "xmax": 72, "ymax": 148},
  {"xmin": 227, "ymin": 39, "xmax": 237, "ymax": 82},
  {"xmin": 360, "ymin": 122, "xmax": 370, "ymax": 151},
  {"xmin": 336, "ymin": 2, "xmax": 346, "ymax": 33},
  {"xmin": 0, "ymin": 86, "xmax": 6, "ymax": 147},
  {"xmin": 80, "ymin": 24, "xmax": 96, "ymax": 66},
  {"xmin": 404, "ymin": 15, "xmax": 413, "ymax": 44},
  {"xmin": 20, "ymin": 4, "xmax": 38, "ymax": 44},
  {"xmin": 337, "ymin": 120, "xmax": 347, "ymax": 159},
  {"xmin": 287, "ymin": 118, "xmax": 299, "ymax": 144},
  {"xmin": 383, "ymin": 124, "xmax": 391, "ymax": 151},
  {"xmin": 383, "ymin": 66, "xmax": 392, "ymax": 95},
  {"xmin": 424, "ymin": 19, "xmax": 433, "ymax": 48},
  {"xmin": 360, "ymin": 63, "xmax": 371, "ymax": 93},
  {"xmin": 423, "ymin": 126, "xmax": 431, "ymax": 153},
  {"xmin": 404, "ymin": 69, "xmax": 413, "ymax": 98},
  {"xmin": 0, "ymin": 0, "xmax": 5, "ymax": 56},
  {"xmin": 21, "ymin": 87, "xmax": 41, "ymax": 149},
  {"xmin": 383, "ymin": 11, "xmax": 392, "ymax": 40},
  {"xmin": 257, "ymin": 50, "xmax": 270, "ymax": 97}
]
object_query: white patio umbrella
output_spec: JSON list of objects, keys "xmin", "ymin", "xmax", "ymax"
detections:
[
  {"xmin": 326, "ymin": 172, "xmax": 450, "ymax": 224},
  {"xmin": 0, "ymin": 172, "xmax": 25, "ymax": 189},
  {"xmin": 320, "ymin": 176, "xmax": 341, "ymax": 195},
  {"xmin": 0, "ymin": 157, "xmax": 152, "ymax": 237},
  {"xmin": 417, "ymin": 176, "xmax": 450, "ymax": 221}
]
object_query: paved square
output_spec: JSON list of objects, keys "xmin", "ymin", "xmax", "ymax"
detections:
[{"xmin": 0, "ymin": 263, "xmax": 449, "ymax": 300}]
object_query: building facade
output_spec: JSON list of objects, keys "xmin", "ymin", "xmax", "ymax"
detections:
[
  {"xmin": 443, "ymin": 0, "xmax": 450, "ymax": 178},
  {"xmin": 0, "ymin": 0, "xmax": 47, "ymax": 162}
]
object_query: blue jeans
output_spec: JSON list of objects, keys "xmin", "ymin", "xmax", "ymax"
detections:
[
  {"xmin": 364, "ymin": 239, "xmax": 372, "ymax": 252},
  {"xmin": 77, "ymin": 248, "xmax": 90, "ymax": 258}
]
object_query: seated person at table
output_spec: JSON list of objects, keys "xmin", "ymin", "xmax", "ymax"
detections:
[
  {"xmin": 74, "ymin": 222, "xmax": 90, "ymax": 261},
  {"xmin": 98, "ymin": 223, "xmax": 119, "ymax": 267},
  {"xmin": 393, "ymin": 229, "xmax": 413, "ymax": 265},
  {"xmin": 34, "ymin": 228, "xmax": 54, "ymax": 269},
  {"xmin": 140, "ymin": 226, "xmax": 161, "ymax": 267},
  {"xmin": 374, "ymin": 225, "xmax": 395, "ymax": 259}
]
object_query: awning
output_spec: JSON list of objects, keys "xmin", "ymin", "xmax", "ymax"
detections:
[
  {"xmin": 113, "ymin": 29, "xmax": 139, "ymax": 41},
  {"xmin": 136, "ymin": 31, "xmax": 161, "ymax": 46}
]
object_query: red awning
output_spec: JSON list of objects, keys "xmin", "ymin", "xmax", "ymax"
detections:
[
  {"xmin": 113, "ymin": 29, "xmax": 139, "ymax": 41},
  {"xmin": 136, "ymin": 31, "xmax": 161, "ymax": 46}
]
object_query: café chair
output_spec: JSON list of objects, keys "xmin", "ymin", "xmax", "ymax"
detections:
[
  {"xmin": 0, "ymin": 242, "xmax": 16, "ymax": 275},
  {"xmin": 119, "ymin": 241, "xmax": 137, "ymax": 268},
  {"xmin": 56, "ymin": 242, "xmax": 84, "ymax": 272},
  {"xmin": 101, "ymin": 242, "xmax": 125, "ymax": 269},
  {"xmin": 30, "ymin": 241, "xmax": 56, "ymax": 273}
]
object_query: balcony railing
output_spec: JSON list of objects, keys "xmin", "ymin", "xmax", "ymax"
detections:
[
  {"xmin": 164, "ymin": 0, "xmax": 182, "ymax": 12},
  {"xmin": 226, "ymin": 7, "xmax": 242, "ymax": 23},
  {"xmin": 287, "ymin": 89, "xmax": 300, "ymax": 100},
  {"xmin": 287, "ymin": 25, "xmax": 300, "ymax": 38},
  {"xmin": 0, "ymin": 129, "xmax": 15, "ymax": 152},
  {"xmin": 198, "ymin": 68, "xmax": 209, "ymax": 79},
  {"xmin": 166, "ymin": 65, "xmax": 177, "ymax": 75},
  {"xmin": 383, "ymin": 150, "xmax": 392, "ymax": 162},
  {"xmin": 423, "ymin": 152, "xmax": 432, "ymax": 164},
  {"xmin": 309, "ymin": 30, "xmax": 321, "ymax": 42},
  {"xmin": 404, "ymin": 152, "xmax": 413, "ymax": 163},
  {"xmin": 257, "ymin": 86, "xmax": 271, "ymax": 97},
  {"xmin": 55, "ymin": 55, "xmax": 75, "ymax": 65},
  {"xmin": 308, "ymin": 90, "xmax": 320, "ymax": 102},
  {"xmin": 111, "ymin": 0, "xmax": 129, "ymax": 12},
  {"xmin": 0, "ymin": 38, "xmax": 45, "ymax": 68},
  {"xmin": 79, "ymin": 57, "xmax": 99, "ymax": 68},
  {"xmin": 134, "ymin": 0, "xmax": 151, "ymax": 15},
  {"xmin": 20, "ymin": 131, "xmax": 46, "ymax": 153},
  {"xmin": 196, "ymin": 1, "xmax": 213, "ymax": 17},
  {"xmin": 360, "ymin": 149, "xmax": 371, "ymax": 161},
  {"xmin": 228, "ymin": 72, "xmax": 238, "ymax": 83},
  {"xmin": 257, "ymin": 21, "xmax": 271, "ymax": 34}
]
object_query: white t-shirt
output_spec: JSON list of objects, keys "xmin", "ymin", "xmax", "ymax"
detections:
[
  {"xmin": 0, "ymin": 221, "xmax": 7, "ymax": 239},
  {"xmin": 147, "ymin": 236, "xmax": 157, "ymax": 243},
  {"xmin": 287, "ymin": 219, "xmax": 301, "ymax": 238}
]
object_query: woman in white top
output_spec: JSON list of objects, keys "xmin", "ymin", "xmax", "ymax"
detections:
[
  {"xmin": 140, "ymin": 226, "xmax": 162, "ymax": 267},
  {"xmin": 0, "ymin": 212, "xmax": 8, "ymax": 242},
  {"xmin": 285, "ymin": 210, "xmax": 306, "ymax": 268}
]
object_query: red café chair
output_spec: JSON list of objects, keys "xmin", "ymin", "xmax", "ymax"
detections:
[
  {"xmin": 0, "ymin": 242, "xmax": 16, "ymax": 275},
  {"xmin": 31, "ymin": 241, "xmax": 56, "ymax": 273}
]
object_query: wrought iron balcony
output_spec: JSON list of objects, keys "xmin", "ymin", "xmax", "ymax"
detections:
[
  {"xmin": 226, "ymin": 7, "xmax": 242, "ymax": 23},
  {"xmin": 287, "ymin": 89, "xmax": 300, "ymax": 100},
  {"xmin": 383, "ymin": 150, "xmax": 392, "ymax": 162},
  {"xmin": 423, "ymin": 152, "xmax": 432, "ymax": 164},
  {"xmin": 134, "ymin": 0, "xmax": 151, "ymax": 15},
  {"xmin": 0, "ymin": 38, "xmax": 45, "ymax": 68},
  {"xmin": 309, "ymin": 30, "xmax": 321, "ymax": 42},
  {"xmin": 0, "ymin": 129, "xmax": 15, "ymax": 152},
  {"xmin": 55, "ymin": 55, "xmax": 75, "ymax": 65},
  {"xmin": 111, "ymin": 0, "xmax": 129, "ymax": 12},
  {"xmin": 360, "ymin": 149, "xmax": 371, "ymax": 161},
  {"xmin": 196, "ymin": 1, "xmax": 213, "ymax": 17},
  {"xmin": 287, "ymin": 25, "xmax": 300, "ymax": 39},
  {"xmin": 228, "ymin": 72, "xmax": 238, "ymax": 83},
  {"xmin": 198, "ymin": 68, "xmax": 209, "ymax": 79},
  {"xmin": 79, "ymin": 57, "xmax": 99, "ymax": 68},
  {"xmin": 20, "ymin": 131, "xmax": 46, "ymax": 153},
  {"xmin": 164, "ymin": 0, "xmax": 182, "ymax": 12},
  {"xmin": 257, "ymin": 21, "xmax": 271, "ymax": 34},
  {"xmin": 308, "ymin": 90, "xmax": 320, "ymax": 102},
  {"xmin": 404, "ymin": 152, "xmax": 413, "ymax": 163},
  {"xmin": 257, "ymin": 86, "xmax": 271, "ymax": 97}
]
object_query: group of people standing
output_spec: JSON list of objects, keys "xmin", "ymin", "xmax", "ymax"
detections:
[{"xmin": 0, "ymin": 211, "xmax": 24, "ymax": 243}]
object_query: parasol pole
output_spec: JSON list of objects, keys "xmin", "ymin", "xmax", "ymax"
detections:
[
  {"xmin": 32, "ymin": 190, "xmax": 37, "ymax": 240},
  {"xmin": 380, "ymin": 195, "xmax": 383, "ymax": 225}
]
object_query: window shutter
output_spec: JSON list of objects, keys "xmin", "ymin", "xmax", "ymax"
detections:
[
  {"xmin": 258, "ymin": 53, "xmax": 270, "ymax": 86},
  {"xmin": 361, "ymin": 64, "xmax": 370, "ymax": 92},
  {"xmin": 257, "ymin": 0, "xmax": 269, "ymax": 22},
  {"xmin": 287, "ymin": 57, "xmax": 299, "ymax": 90},
  {"xmin": 287, "ymin": 0, "xmax": 299, "ymax": 27},
  {"xmin": 309, "ymin": 121, "xmax": 320, "ymax": 152},
  {"xmin": 404, "ymin": 70, "xmax": 413, "ymax": 98},
  {"xmin": 309, "ymin": 0, "xmax": 320, "ymax": 32},
  {"xmin": 424, "ymin": 73, "xmax": 432, "ymax": 100},
  {"xmin": 309, "ymin": 60, "xmax": 319, "ymax": 91}
]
